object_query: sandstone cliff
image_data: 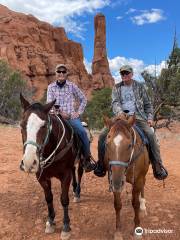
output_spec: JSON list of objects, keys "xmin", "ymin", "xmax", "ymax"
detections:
[{"xmin": 0, "ymin": 5, "xmax": 113, "ymax": 99}]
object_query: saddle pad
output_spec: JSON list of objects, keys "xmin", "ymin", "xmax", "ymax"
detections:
[{"xmin": 133, "ymin": 125, "xmax": 149, "ymax": 145}]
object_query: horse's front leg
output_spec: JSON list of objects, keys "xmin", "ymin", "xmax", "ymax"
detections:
[
  {"xmin": 39, "ymin": 178, "xmax": 56, "ymax": 234},
  {"xmin": 60, "ymin": 171, "xmax": 72, "ymax": 240},
  {"xmin": 132, "ymin": 182, "xmax": 141, "ymax": 229},
  {"xmin": 113, "ymin": 192, "xmax": 123, "ymax": 240},
  {"xmin": 114, "ymin": 192, "xmax": 122, "ymax": 230}
]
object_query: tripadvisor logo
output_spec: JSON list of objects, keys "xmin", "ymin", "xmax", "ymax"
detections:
[{"xmin": 135, "ymin": 227, "xmax": 143, "ymax": 236}]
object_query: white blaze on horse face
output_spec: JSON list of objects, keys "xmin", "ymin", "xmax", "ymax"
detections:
[
  {"xmin": 23, "ymin": 113, "xmax": 45, "ymax": 172},
  {"xmin": 113, "ymin": 134, "xmax": 123, "ymax": 159}
]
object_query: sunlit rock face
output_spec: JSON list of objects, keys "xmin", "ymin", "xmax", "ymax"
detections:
[
  {"xmin": 0, "ymin": 6, "xmax": 113, "ymax": 99},
  {"xmin": 92, "ymin": 13, "xmax": 114, "ymax": 90}
]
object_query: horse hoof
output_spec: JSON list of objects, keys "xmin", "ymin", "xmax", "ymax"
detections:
[
  {"xmin": 61, "ymin": 231, "xmax": 71, "ymax": 240},
  {"xmin": 114, "ymin": 231, "xmax": 123, "ymax": 240},
  {"xmin": 133, "ymin": 233, "xmax": 143, "ymax": 239},
  {"xmin": 73, "ymin": 196, "xmax": 80, "ymax": 203},
  {"xmin": 134, "ymin": 227, "xmax": 143, "ymax": 239},
  {"xmin": 45, "ymin": 221, "xmax": 55, "ymax": 234}
]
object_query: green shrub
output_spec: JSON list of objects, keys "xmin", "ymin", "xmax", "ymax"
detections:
[
  {"xmin": 82, "ymin": 88, "xmax": 113, "ymax": 129},
  {"xmin": 0, "ymin": 60, "xmax": 30, "ymax": 120},
  {"xmin": 159, "ymin": 105, "xmax": 175, "ymax": 118}
]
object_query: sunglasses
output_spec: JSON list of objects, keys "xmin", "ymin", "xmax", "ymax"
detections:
[
  {"xmin": 120, "ymin": 71, "xmax": 131, "ymax": 76},
  {"xmin": 56, "ymin": 70, "xmax": 67, "ymax": 74}
]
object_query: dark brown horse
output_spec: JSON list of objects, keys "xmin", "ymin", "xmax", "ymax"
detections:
[
  {"xmin": 104, "ymin": 115, "xmax": 150, "ymax": 240},
  {"xmin": 19, "ymin": 94, "xmax": 84, "ymax": 240}
]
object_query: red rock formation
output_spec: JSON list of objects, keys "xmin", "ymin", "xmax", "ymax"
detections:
[
  {"xmin": 0, "ymin": 4, "xmax": 91, "ymax": 99},
  {"xmin": 92, "ymin": 13, "xmax": 114, "ymax": 89},
  {"xmin": 0, "ymin": 5, "xmax": 113, "ymax": 99}
]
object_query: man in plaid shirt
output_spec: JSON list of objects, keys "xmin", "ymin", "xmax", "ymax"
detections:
[{"xmin": 47, "ymin": 64, "xmax": 96, "ymax": 172}]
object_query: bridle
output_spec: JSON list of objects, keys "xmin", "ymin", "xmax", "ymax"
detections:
[
  {"xmin": 24, "ymin": 114, "xmax": 52, "ymax": 157},
  {"xmin": 108, "ymin": 126, "xmax": 145, "ymax": 191},
  {"xmin": 109, "ymin": 127, "xmax": 137, "ymax": 169},
  {"xmin": 38, "ymin": 114, "xmax": 66, "ymax": 168},
  {"xmin": 23, "ymin": 111, "xmax": 73, "ymax": 170}
]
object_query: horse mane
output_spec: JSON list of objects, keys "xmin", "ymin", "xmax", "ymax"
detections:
[
  {"xmin": 110, "ymin": 119, "xmax": 131, "ymax": 138},
  {"xmin": 27, "ymin": 103, "xmax": 65, "ymax": 122},
  {"xmin": 28, "ymin": 102, "xmax": 44, "ymax": 111}
]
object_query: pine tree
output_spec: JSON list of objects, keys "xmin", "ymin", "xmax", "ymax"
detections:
[
  {"xmin": 165, "ymin": 30, "xmax": 180, "ymax": 106},
  {"xmin": 142, "ymin": 30, "xmax": 180, "ymax": 119}
]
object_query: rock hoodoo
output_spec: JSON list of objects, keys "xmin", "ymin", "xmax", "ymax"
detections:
[{"xmin": 92, "ymin": 13, "xmax": 114, "ymax": 89}]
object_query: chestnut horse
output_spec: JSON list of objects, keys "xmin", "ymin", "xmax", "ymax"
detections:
[
  {"xmin": 104, "ymin": 115, "xmax": 150, "ymax": 239},
  {"xmin": 19, "ymin": 94, "xmax": 84, "ymax": 240}
]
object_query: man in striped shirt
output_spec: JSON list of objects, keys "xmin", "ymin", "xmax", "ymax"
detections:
[{"xmin": 47, "ymin": 64, "xmax": 96, "ymax": 172}]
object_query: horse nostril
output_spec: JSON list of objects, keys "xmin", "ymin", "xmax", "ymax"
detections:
[
  {"xmin": 20, "ymin": 160, "xmax": 24, "ymax": 171},
  {"xmin": 33, "ymin": 160, "xmax": 37, "ymax": 166}
]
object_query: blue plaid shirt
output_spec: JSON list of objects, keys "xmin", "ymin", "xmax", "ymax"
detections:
[{"xmin": 47, "ymin": 80, "xmax": 87, "ymax": 118}]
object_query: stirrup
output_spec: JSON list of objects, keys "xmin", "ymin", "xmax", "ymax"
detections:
[
  {"xmin": 94, "ymin": 164, "xmax": 106, "ymax": 177},
  {"xmin": 153, "ymin": 166, "xmax": 168, "ymax": 180},
  {"xmin": 83, "ymin": 155, "xmax": 96, "ymax": 172}
]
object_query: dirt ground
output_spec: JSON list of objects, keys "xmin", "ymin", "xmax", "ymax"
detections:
[{"xmin": 0, "ymin": 122, "xmax": 180, "ymax": 240}]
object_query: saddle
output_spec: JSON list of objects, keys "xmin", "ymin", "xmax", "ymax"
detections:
[
  {"xmin": 73, "ymin": 132, "xmax": 83, "ymax": 157},
  {"xmin": 133, "ymin": 125, "xmax": 157, "ymax": 162},
  {"xmin": 72, "ymin": 121, "xmax": 92, "ymax": 161},
  {"xmin": 60, "ymin": 118, "xmax": 82, "ymax": 158},
  {"xmin": 133, "ymin": 125, "xmax": 149, "ymax": 145}
]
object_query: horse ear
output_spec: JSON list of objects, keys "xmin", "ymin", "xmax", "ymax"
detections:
[
  {"xmin": 20, "ymin": 93, "xmax": 30, "ymax": 111},
  {"xmin": 114, "ymin": 113, "xmax": 127, "ymax": 121},
  {"xmin": 43, "ymin": 100, "xmax": 56, "ymax": 113},
  {"xmin": 127, "ymin": 114, "xmax": 136, "ymax": 127},
  {"xmin": 103, "ymin": 116, "xmax": 112, "ymax": 128}
]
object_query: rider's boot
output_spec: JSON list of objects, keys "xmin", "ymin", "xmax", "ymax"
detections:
[
  {"xmin": 83, "ymin": 155, "xmax": 96, "ymax": 173},
  {"xmin": 94, "ymin": 159, "xmax": 106, "ymax": 177},
  {"xmin": 94, "ymin": 128, "xmax": 108, "ymax": 177},
  {"xmin": 151, "ymin": 158, "xmax": 168, "ymax": 180}
]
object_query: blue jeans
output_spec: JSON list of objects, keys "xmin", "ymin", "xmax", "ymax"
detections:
[{"xmin": 68, "ymin": 118, "xmax": 90, "ymax": 158}]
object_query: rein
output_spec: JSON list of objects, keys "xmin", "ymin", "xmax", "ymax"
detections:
[
  {"xmin": 40, "ymin": 115, "xmax": 74, "ymax": 168},
  {"xmin": 24, "ymin": 115, "xmax": 52, "ymax": 152},
  {"xmin": 23, "ymin": 113, "xmax": 74, "ymax": 170},
  {"xmin": 108, "ymin": 126, "xmax": 145, "ymax": 190},
  {"xmin": 37, "ymin": 114, "xmax": 74, "ymax": 181},
  {"xmin": 40, "ymin": 114, "xmax": 66, "ymax": 168},
  {"xmin": 109, "ymin": 127, "xmax": 137, "ymax": 169}
]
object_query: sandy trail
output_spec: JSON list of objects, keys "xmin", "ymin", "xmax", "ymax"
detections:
[{"xmin": 0, "ymin": 122, "xmax": 180, "ymax": 240}]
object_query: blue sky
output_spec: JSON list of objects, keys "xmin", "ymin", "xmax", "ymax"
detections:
[{"xmin": 0, "ymin": 0, "xmax": 179, "ymax": 81}]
